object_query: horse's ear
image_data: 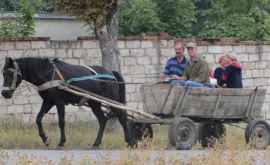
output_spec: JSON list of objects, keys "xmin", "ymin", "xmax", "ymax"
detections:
[{"xmin": 5, "ymin": 57, "xmax": 13, "ymax": 65}]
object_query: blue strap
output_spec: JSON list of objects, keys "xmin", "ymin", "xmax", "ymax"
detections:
[{"xmin": 66, "ymin": 74, "xmax": 116, "ymax": 84}]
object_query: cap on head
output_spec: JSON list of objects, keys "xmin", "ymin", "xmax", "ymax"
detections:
[{"xmin": 186, "ymin": 42, "xmax": 197, "ymax": 48}]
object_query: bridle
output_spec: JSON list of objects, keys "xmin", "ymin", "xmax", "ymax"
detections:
[
  {"xmin": 2, "ymin": 58, "xmax": 63, "ymax": 92},
  {"xmin": 2, "ymin": 61, "xmax": 22, "ymax": 91}
]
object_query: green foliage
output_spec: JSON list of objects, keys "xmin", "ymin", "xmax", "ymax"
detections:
[
  {"xmin": 55, "ymin": 0, "xmax": 117, "ymax": 28},
  {"xmin": 0, "ymin": 0, "xmax": 37, "ymax": 37},
  {"xmin": 198, "ymin": 13, "xmax": 257, "ymax": 40},
  {"xmin": 38, "ymin": 0, "xmax": 55, "ymax": 13},
  {"xmin": 0, "ymin": 0, "xmax": 52, "ymax": 13},
  {"xmin": 3, "ymin": 0, "xmax": 270, "ymax": 40},
  {"xmin": 0, "ymin": 21, "xmax": 18, "ymax": 37},
  {"xmin": 196, "ymin": 1, "xmax": 256, "ymax": 39},
  {"xmin": 0, "ymin": 0, "xmax": 20, "ymax": 12},
  {"xmin": 154, "ymin": 0, "xmax": 197, "ymax": 37},
  {"xmin": 119, "ymin": 0, "xmax": 165, "ymax": 35},
  {"xmin": 196, "ymin": 0, "xmax": 270, "ymax": 40},
  {"xmin": 16, "ymin": 0, "xmax": 36, "ymax": 36},
  {"xmin": 119, "ymin": 0, "xmax": 196, "ymax": 37},
  {"xmin": 119, "ymin": 0, "xmax": 270, "ymax": 40}
]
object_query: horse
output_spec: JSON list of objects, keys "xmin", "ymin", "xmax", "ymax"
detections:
[{"xmin": 1, "ymin": 57, "xmax": 135, "ymax": 148}]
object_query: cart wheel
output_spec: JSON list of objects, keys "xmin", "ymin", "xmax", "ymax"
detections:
[
  {"xmin": 169, "ymin": 118, "xmax": 197, "ymax": 150},
  {"xmin": 245, "ymin": 120, "xmax": 259, "ymax": 143},
  {"xmin": 246, "ymin": 120, "xmax": 270, "ymax": 149},
  {"xmin": 198, "ymin": 122, "xmax": 226, "ymax": 148},
  {"xmin": 132, "ymin": 123, "xmax": 153, "ymax": 141},
  {"xmin": 245, "ymin": 122, "xmax": 251, "ymax": 144}
]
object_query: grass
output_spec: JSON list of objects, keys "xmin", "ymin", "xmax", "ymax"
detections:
[
  {"xmin": 0, "ymin": 120, "xmax": 169, "ymax": 149},
  {"xmin": 0, "ymin": 120, "xmax": 269, "ymax": 164},
  {"xmin": 0, "ymin": 120, "xmax": 250, "ymax": 150}
]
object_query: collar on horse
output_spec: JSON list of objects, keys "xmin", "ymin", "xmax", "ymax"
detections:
[{"xmin": 37, "ymin": 59, "xmax": 116, "ymax": 91}]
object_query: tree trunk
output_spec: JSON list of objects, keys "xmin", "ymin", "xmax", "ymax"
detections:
[
  {"xmin": 95, "ymin": 11, "xmax": 120, "ymax": 72},
  {"xmin": 95, "ymin": 11, "xmax": 121, "ymax": 132}
]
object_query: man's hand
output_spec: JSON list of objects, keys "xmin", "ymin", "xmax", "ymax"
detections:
[
  {"xmin": 160, "ymin": 74, "xmax": 166, "ymax": 81},
  {"xmin": 171, "ymin": 75, "xmax": 180, "ymax": 80},
  {"xmin": 171, "ymin": 75, "xmax": 185, "ymax": 80}
]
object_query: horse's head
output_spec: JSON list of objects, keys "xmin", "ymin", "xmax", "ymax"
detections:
[{"xmin": 1, "ymin": 57, "xmax": 23, "ymax": 99}]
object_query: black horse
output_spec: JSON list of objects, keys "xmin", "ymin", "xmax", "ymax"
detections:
[{"xmin": 1, "ymin": 57, "xmax": 135, "ymax": 148}]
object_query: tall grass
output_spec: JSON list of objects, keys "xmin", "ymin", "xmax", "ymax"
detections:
[
  {"xmin": 0, "ymin": 120, "xmax": 269, "ymax": 164},
  {"xmin": 0, "ymin": 120, "xmax": 169, "ymax": 149}
]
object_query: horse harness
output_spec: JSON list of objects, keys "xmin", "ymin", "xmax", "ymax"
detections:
[
  {"xmin": 5, "ymin": 59, "xmax": 117, "ymax": 92},
  {"xmin": 2, "ymin": 61, "xmax": 22, "ymax": 91},
  {"xmin": 38, "ymin": 60, "xmax": 117, "ymax": 92},
  {"xmin": 37, "ymin": 60, "xmax": 66, "ymax": 91}
]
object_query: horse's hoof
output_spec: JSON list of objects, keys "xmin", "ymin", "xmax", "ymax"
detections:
[{"xmin": 44, "ymin": 136, "xmax": 50, "ymax": 146}]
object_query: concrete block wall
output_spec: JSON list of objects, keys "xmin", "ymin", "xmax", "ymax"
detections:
[{"xmin": 0, "ymin": 37, "xmax": 269, "ymax": 123}]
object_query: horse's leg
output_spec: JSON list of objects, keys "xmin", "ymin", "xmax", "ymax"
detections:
[
  {"xmin": 56, "ymin": 102, "xmax": 66, "ymax": 147},
  {"xmin": 114, "ymin": 108, "xmax": 135, "ymax": 147},
  {"xmin": 36, "ymin": 101, "xmax": 53, "ymax": 146},
  {"xmin": 90, "ymin": 101, "xmax": 108, "ymax": 148}
]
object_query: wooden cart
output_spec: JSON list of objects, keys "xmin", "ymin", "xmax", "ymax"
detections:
[
  {"xmin": 137, "ymin": 83, "xmax": 270, "ymax": 149},
  {"xmin": 59, "ymin": 82, "xmax": 270, "ymax": 150}
]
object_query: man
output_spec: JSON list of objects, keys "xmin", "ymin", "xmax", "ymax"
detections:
[
  {"xmin": 160, "ymin": 40, "xmax": 189, "ymax": 81},
  {"xmin": 171, "ymin": 42, "xmax": 210, "ymax": 87}
]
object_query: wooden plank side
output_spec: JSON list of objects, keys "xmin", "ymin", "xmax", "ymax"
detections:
[
  {"xmin": 141, "ymin": 83, "xmax": 267, "ymax": 119},
  {"xmin": 179, "ymin": 94, "xmax": 216, "ymax": 116},
  {"xmin": 141, "ymin": 83, "xmax": 186, "ymax": 114}
]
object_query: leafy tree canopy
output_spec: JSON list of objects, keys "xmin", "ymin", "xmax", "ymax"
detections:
[
  {"xmin": 119, "ymin": 0, "xmax": 165, "ymax": 35},
  {"xmin": 2, "ymin": 0, "xmax": 270, "ymax": 40},
  {"xmin": 55, "ymin": 0, "xmax": 118, "ymax": 29}
]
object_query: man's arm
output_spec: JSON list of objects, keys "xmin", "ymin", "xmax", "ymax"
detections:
[{"xmin": 160, "ymin": 60, "xmax": 170, "ymax": 80}]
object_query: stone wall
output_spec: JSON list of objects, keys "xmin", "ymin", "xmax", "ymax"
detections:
[{"xmin": 0, "ymin": 37, "xmax": 269, "ymax": 123}]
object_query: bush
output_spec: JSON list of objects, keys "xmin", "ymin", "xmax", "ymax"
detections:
[
  {"xmin": 0, "ymin": 20, "xmax": 18, "ymax": 37},
  {"xmin": 155, "ymin": 0, "xmax": 197, "ymax": 37},
  {"xmin": 0, "ymin": 0, "xmax": 36, "ymax": 37},
  {"xmin": 119, "ymin": 0, "xmax": 165, "ymax": 36}
]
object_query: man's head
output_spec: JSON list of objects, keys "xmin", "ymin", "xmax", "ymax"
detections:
[
  {"xmin": 186, "ymin": 42, "xmax": 197, "ymax": 60},
  {"xmin": 174, "ymin": 40, "xmax": 184, "ymax": 58}
]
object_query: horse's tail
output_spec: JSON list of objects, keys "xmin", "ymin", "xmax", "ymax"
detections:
[{"xmin": 112, "ymin": 71, "xmax": 126, "ymax": 104}]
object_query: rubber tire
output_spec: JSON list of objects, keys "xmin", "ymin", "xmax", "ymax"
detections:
[
  {"xmin": 245, "ymin": 120, "xmax": 270, "ymax": 149},
  {"xmin": 131, "ymin": 123, "xmax": 154, "ymax": 141},
  {"xmin": 198, "ymin": 122, "xmax": 226, "ymax": 148},
  {"xmin": 169, "ymin": 117, "xmax": 197, "ymax": 150}
]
